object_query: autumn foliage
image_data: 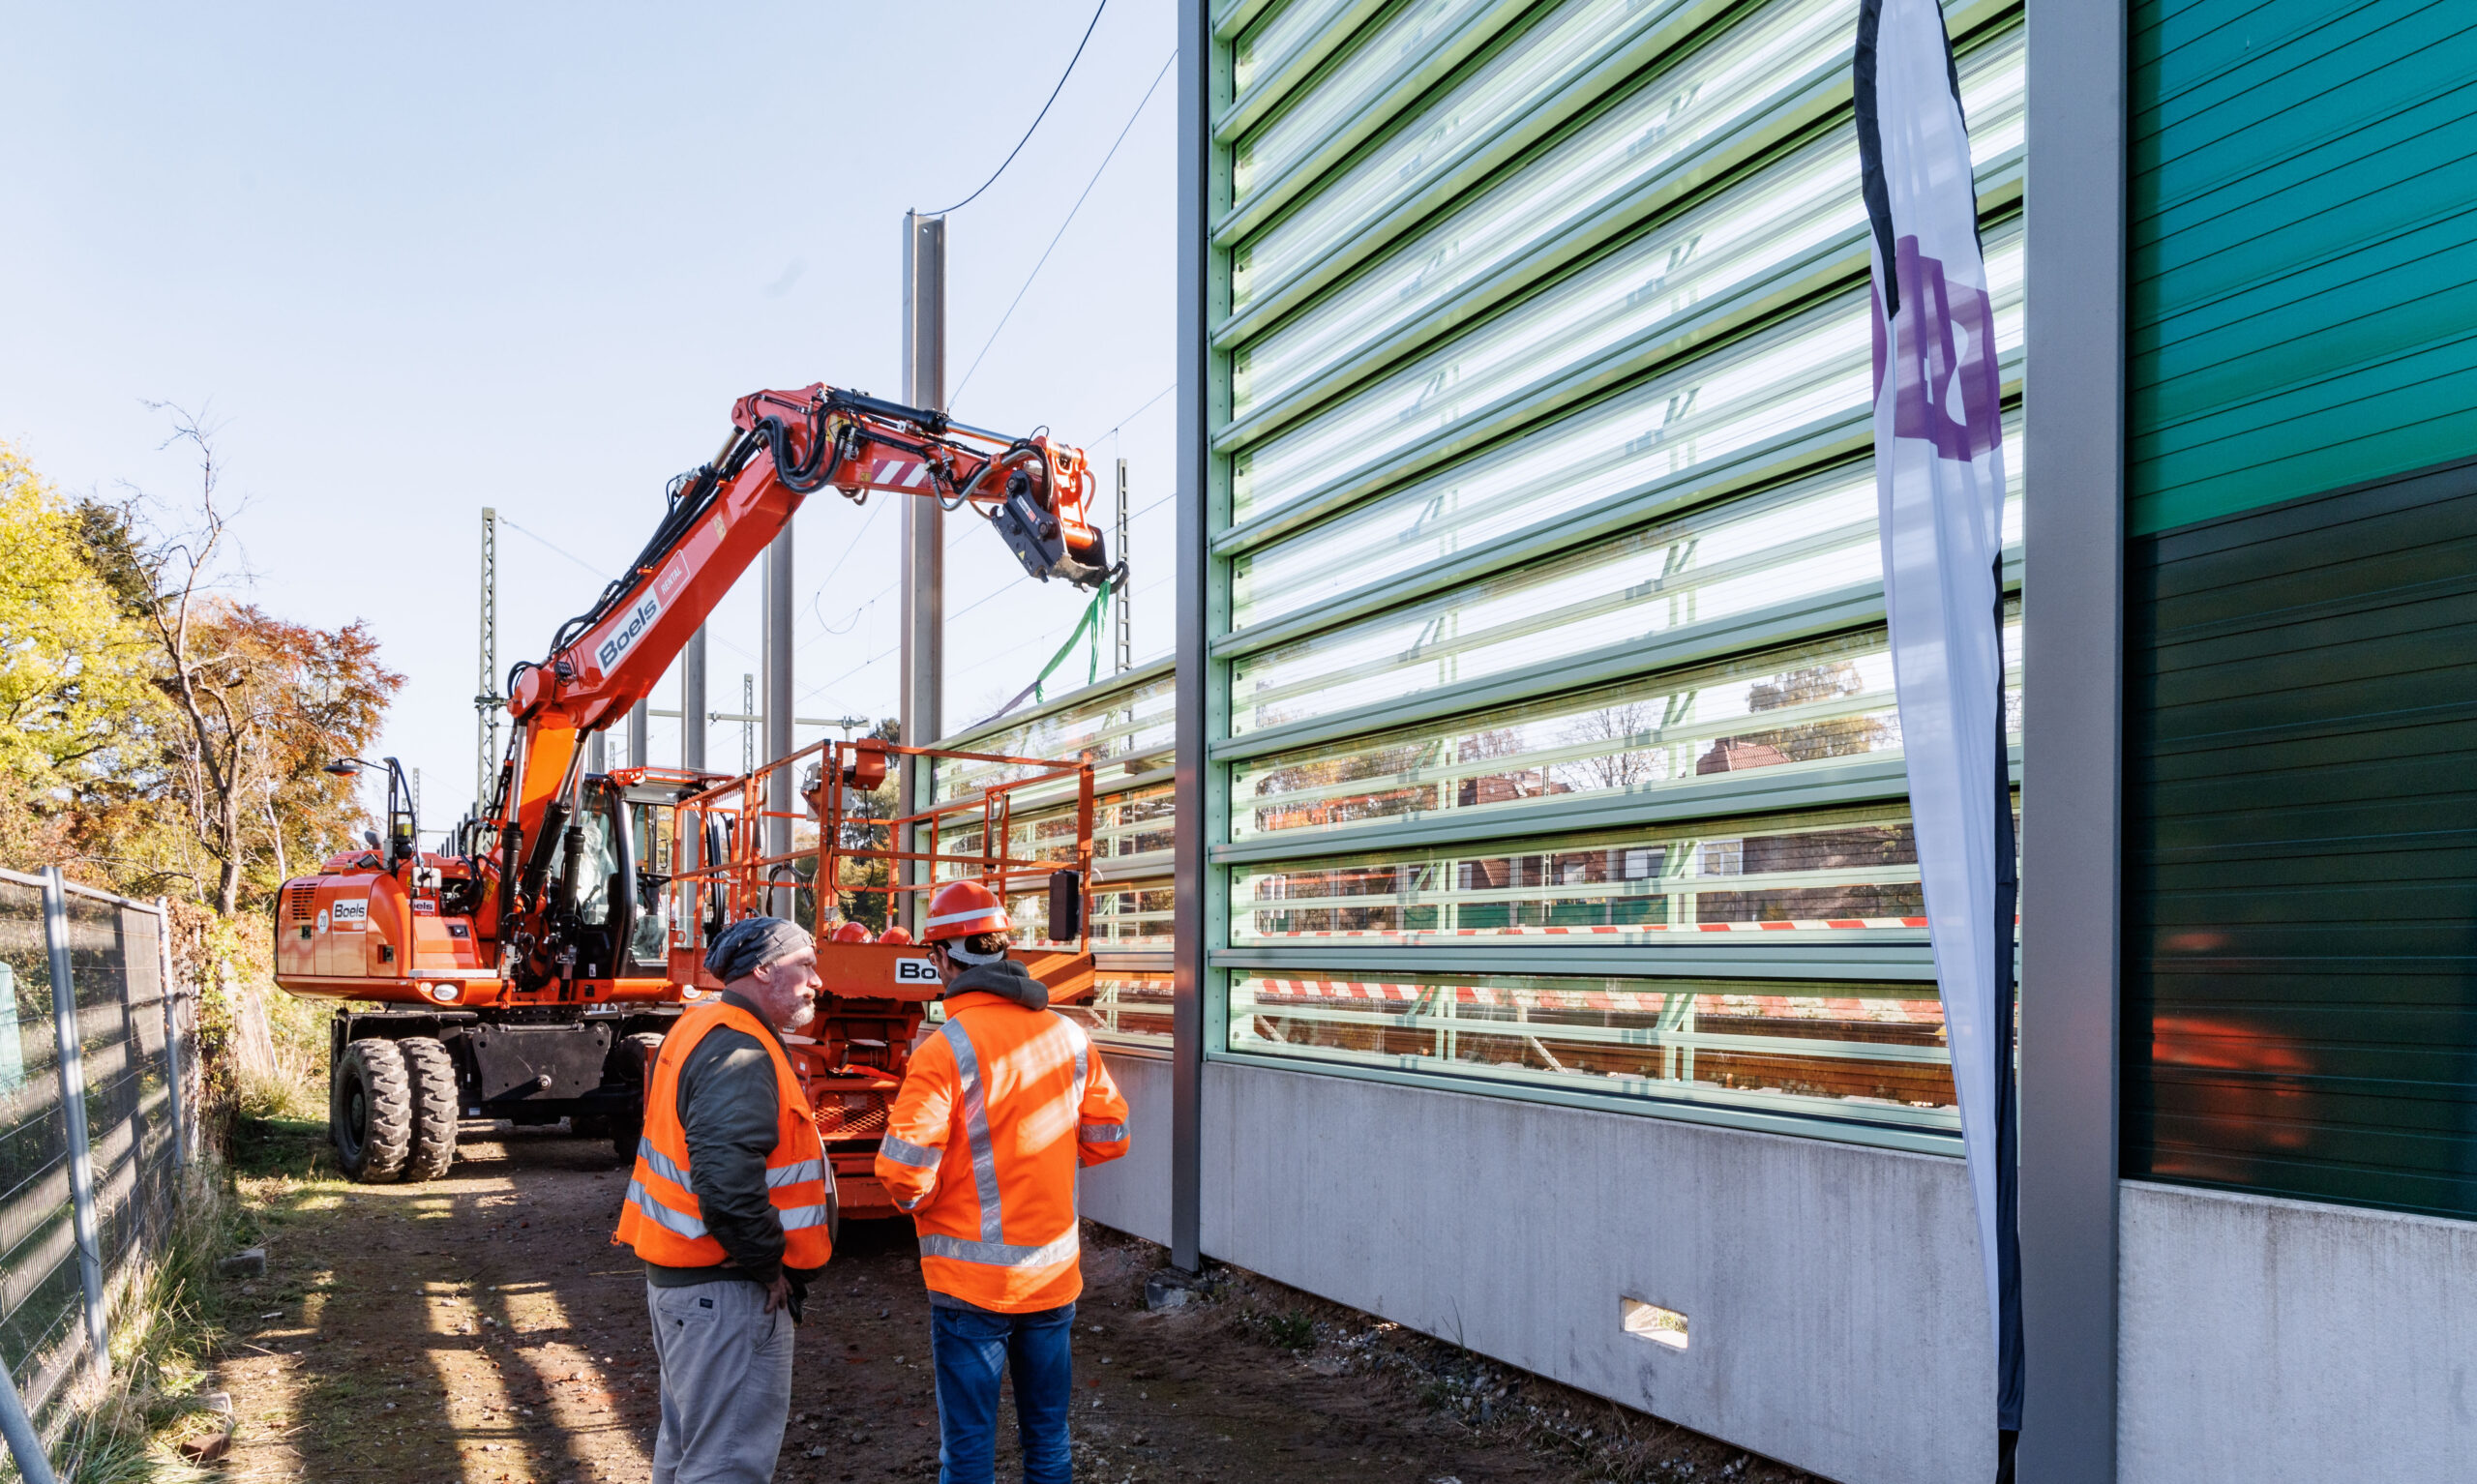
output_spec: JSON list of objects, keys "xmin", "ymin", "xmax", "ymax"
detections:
[{"xmin": 0, "ymin": 433, "xmax": 403, "ymax": 915}]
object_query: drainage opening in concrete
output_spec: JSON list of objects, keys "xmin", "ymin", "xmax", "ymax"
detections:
[{"xmin": 1621, "ymin": 1297, "xmax": 1688, "ymax": 1350}]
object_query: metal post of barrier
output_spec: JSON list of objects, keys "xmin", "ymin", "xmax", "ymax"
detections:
[
  {"xmin": 40, "ymin": 868, "xmax": 109, "ymax": 1377},
  {"xmin": 154, "ymin": 896, "xmax": 189, "ymax": 1168},
  {"xmin": 0, "ymin": 1357, "xmax": 62, "ymax": 1484}
]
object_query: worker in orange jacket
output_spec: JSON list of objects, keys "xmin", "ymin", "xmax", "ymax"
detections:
[
  {"xmin": 614, "ymin": 916, "xmax": 834, "ymax": 1484},
  {"xmin": 875, "ymin": 878, "xmax": 1130, "ymax": 1484}
]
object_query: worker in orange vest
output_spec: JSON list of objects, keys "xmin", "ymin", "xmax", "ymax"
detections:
[
  {"xmin": 613, "ymin": 916, "xmax": 835, "ymax": 1484},
  {"xmin": 876, "ymin": 879, "xmax": 1130, "ymax": 1484}
]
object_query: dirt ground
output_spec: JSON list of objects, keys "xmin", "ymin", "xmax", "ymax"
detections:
[{"xmin": 207, "ymin": 1117, "xmax": 1825, "ymax": 1484}]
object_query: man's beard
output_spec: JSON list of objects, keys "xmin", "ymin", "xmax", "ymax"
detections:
[{"xmin": 786, "ymin": 998, "xmax": 817, "ymax": 1029}]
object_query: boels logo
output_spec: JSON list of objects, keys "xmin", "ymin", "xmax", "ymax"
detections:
[
  {"xmin": 594, "ymin": 589, "xmax": 663, "ymax": 677},
  {"xmin": 331, "ymin": 899, "xmax": 369, "ymax": 932},
  {"xmin": 894, "ymin": 959, "xmax": 940, "ymax": 985}
]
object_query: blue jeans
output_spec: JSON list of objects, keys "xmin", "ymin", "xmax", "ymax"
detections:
[{"xmin": 930, "ymin": 1300, "xmax": 1075, "ymax": 1484}]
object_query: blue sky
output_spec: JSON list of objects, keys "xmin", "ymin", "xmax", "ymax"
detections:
[{"xmin": 2, "ymin": 1, "xmax": 1178, "ymax": 826}]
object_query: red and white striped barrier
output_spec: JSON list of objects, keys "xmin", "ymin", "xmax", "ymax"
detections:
[
  {"xmin": 1238, "ymin": 978, "xmax": 1947, "ymax": 1024},
  {"xmin": 1239, "ymin": 917, "xmax": 1930, "ymax": 936}
]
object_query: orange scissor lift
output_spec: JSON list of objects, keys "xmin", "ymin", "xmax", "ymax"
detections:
[{"xmin": 658, "ymin": 735, "xmax": 1095, "ymax": 1223}]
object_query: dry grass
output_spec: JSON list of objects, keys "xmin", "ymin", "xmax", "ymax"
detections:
[{"xmin": 5, "ymin": 1167, "xmax": 259, "ymax": 1484}]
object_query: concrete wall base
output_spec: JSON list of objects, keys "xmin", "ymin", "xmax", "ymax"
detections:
[
  {"xmin": 1198, "ymin": 1060, "xmax": 1997, "ymax": 1484},
  {"xmin": 1078, "ymin": 1048, "xmax": 1172, "ymax": 1248},
  {"xmin": 2120, "ymin": 1180, "xmax": 2477, "ymax": 1482}
]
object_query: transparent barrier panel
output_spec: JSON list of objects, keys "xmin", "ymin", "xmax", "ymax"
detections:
[
  {"xmin": 937, "ymin": 669, "xmax": 1179, "ymax": 805},
  {"xmin": 1234, "ymin": 0, "xmax": 1371, "ymax": 98},
  {"xmin": 1231, "ymin": 969, "xmax": 1957, "ymax": 1127},
  {"xmin": 1232, "ymin": 612, "xmax": 2020, "ymax": 843},
  {"xmin": 1233, "ymin": 0, "xmax": 1996, "ymax": 419},
  {"xmin": 1233, "ymin": 803, "xmax": 1954, "ymax": 943},
  {"xmin": 1233, "ymin": 421, "xmax": 2022, "ymax": 736},
  {"xmin": 1233, "ymin": 216, "xmax": 2019, "ymax": 568},
  {"xmin": 1062, "ymin": 971, "xmax": 1174, "ymax": 1049},
  {"xmin": 1234, "ymin": 0, "xmax": 1506, "ymax": 208},
  {"xmin": 1237, "ymin": 0, "xmax": 1794, "ymax": 310}
]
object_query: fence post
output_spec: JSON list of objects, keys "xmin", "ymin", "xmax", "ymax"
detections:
[
  {"xmin": 154, "ymin": 896, "xmax": 190, "ymax": 1169},
  {"xmin": 0, "ymin": 1358, "xmax": 62, "ymax": 1484},
  {"xmin": 40, "ymin": 868, "xmax": 109, "ymax": 1378}
]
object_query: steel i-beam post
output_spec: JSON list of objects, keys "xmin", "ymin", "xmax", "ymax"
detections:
[
  {"xmin": 682, "ymin": 627, "xmax": 708, "ymax": 771},
  {"xmin": 899, "ymin": 210, "xmax": 946, "ymax": 935},
  {"xmin": 763, "ymin": 524, "xmax": 795, "ymax": 916}
]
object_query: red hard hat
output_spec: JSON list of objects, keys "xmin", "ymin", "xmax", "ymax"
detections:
[
  {"xmin": 923, "ymin": 879, "xmax": 1009, "ymax": 943},
  {"xmin": 877, "ymin": 925, "xmax": 913, "ymax": 946},
  {"xmin": 830, "ymin": 921, "xmax": 874, "ymax": 944}
]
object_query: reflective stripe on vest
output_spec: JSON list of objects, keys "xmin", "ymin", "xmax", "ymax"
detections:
[
  {"xmin": 917, "ymin": 1227, "xmax": 1080, "ymax": 1269},
  {"xmin": 919, "ymin": 1014, "xmax": 1089, "ymax": 1270},
  {"xmin": 612, "ymin": 1002, "xmax": 834, "ymax": 1268}
]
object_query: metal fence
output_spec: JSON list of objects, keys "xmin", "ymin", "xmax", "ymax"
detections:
[{"xmin": 0, "ymin": 867, "xmax": 194, "ymax": 1463}]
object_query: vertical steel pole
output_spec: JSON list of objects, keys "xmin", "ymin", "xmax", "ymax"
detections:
[
  {"xmin": 154, "ymin": 897, "xmax": 187, "ymax": 1169},
  {"xmin": 628, "ymin": 699, "xmax": 650, "ymax": 774},
  {"xmin": 682, "ymin": 627, "xmax": 709, "ymax": 771},
  {"xmin": 900, "ymin": 210, "xmax": 947, "ymax": 935},
  {"xmin": 2018, "ymin": 0, "xmax": 2128, "ymax": 1475},
  {"xmin": 41, "ymin": 869, "xmax": 107, "ymax": 1374},
  {"xmin": 1169, "ymin": 0, "xmax": 1209, "ymax": 1276},
  {"xmin": 0, "ymin": 1359, "xmax": 60, "ymax": 1484},
  {"xmin": 763, "ymin": 526, "xmax": 796, "ymax": 915},
  {"xmin": 587, "ymin": 733, "xmax": 606, "ymax": 775},
  {"xmin": 476, "ymin": 507, "xmax": 500, "ymax": 812},
  {"xmin": 1116, "ymin": 458, "xmax": 1132, "ymax": 673}
]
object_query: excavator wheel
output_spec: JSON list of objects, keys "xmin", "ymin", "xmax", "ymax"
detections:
[
  {"xmin": 609, "ymin": 1031, "xmax": 668, "ymax": 1163},
  {"xmin": 400, "ymin": 1037, "xmax": 460, "ymax": 1182},
  {"xmin": 333, "ymin": 1038, "xmax": 413, "ymax": 1183}
]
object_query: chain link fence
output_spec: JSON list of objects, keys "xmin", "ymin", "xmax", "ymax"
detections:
[{"xmin": 0, "ymin": 867, "xmax": 194, "ymax": 1468}]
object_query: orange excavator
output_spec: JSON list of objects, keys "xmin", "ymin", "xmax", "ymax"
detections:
[{"xmin": 271, "ymin": 384, "xmax": 1113, "ymax": 1183}]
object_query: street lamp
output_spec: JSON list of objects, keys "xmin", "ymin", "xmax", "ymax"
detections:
[{"xmin": 327, "ymin": 756, "xmax": 419, "ymax": 866}]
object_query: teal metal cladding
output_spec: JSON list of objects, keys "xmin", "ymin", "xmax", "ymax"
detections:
[
  {"xmin": 2124, "ymin": 2, "xmax": 2477, "ymax": 1213},
  {"xmin": 1201, "ymin": 0, "xmax": 2028, "ymax": 1151},
  {"xmin": 2123, "ymin": 462, "xmax": 2477, "ymax": 1217},
  {"xmin": 2127, "ymin": 1, "xmax": 2477, "ymax": 537}
]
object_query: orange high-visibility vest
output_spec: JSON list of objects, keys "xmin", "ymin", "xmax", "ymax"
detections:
[
  {"xmin": 612, "ymin": 1001, "xmax": 835, "ymax": 1270},
  {"xmin": 875, "ymin": 991, "xmax": 1131, "ymax": 1312}
]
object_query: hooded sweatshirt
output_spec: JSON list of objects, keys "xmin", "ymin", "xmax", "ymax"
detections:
[{"xmin": 942, "ymin": 956, "xmax": 1050, "ymax": 1011}]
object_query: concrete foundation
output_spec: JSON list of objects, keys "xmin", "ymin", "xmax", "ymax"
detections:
[
  {"xmin": 2119, "ymin": 1180, "xmax": 2477, "ymax": 1482},
  {"xmin": 1079, "ymin": 1047, "xmax": 1172, "ymax": 1248},
  {"xmin": 1197, "ymin": 1060, "xmax": 1996, "ymax": 1484}
]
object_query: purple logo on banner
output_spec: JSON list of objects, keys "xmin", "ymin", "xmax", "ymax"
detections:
[{"xmin": 1870, "ymin": 235, "xmax": 2003, "ymax": 462}]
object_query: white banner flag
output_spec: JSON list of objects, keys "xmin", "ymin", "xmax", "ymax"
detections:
[{"xmin": 1855, "ymin": 0, "xmax": 2022, "ymax": 1457}]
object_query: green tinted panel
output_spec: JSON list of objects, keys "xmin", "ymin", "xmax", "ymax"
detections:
[
  {"xmin": 2127, "ymin": 1, "xmax": 2477, "ymax": 534},
  {"xmin": 2124, "ymin": 462, "xmax": 2477, "ymax": 1218}
]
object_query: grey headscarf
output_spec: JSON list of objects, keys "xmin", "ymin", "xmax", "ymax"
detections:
[{"xmin": 703, "ymin": 916, "xmax": 813, "ymax": 985}]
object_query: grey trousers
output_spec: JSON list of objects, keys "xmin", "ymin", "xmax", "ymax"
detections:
[{"xmin": 647, "ymin": 1279, "xmax": 796, "ymax": 1484}]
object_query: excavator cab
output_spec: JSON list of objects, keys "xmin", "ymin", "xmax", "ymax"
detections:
[{"xmin": 508, "ymin": 775, "xmax": 692, "ymax": 992}]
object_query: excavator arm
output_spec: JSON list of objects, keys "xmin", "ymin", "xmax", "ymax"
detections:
[{"xmin": 486, "ymin": 384, "xmax": 1112, "ymax": 972}]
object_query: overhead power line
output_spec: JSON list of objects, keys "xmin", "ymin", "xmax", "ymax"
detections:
[
  {"xmin": 950, "ymin": 46, "xmax": 1178, "ymax": 408},
  {"xmin": 920, "ymin": 0, "xmax": 1110, "ymax": 216}
]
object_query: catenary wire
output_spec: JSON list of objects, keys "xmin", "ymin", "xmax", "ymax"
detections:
[
  {"xmin": 919, "ymin": 0, "xmax": 1110, "ymax": 216},
  {"xmin": 948, "ymin": 47, "xmax": 1177, "ymax": 409}
]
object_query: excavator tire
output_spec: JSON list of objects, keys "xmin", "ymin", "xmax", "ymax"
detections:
[
  {"xmin": 334, "ymin": 1038, "xmax": 413, "ymax": 1183},
  {"xmin": 609, "ymin": 1031, "xmax": 669, "ymax": 1163},
  {"xmin": 401, "ymin": 1037, "xmax": 460, "ymax": 1182}
]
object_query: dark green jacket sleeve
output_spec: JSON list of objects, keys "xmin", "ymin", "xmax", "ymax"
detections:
[{"xmin": 674, "ymin": 1025, "xmax": 789, "ymax": 1284}]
